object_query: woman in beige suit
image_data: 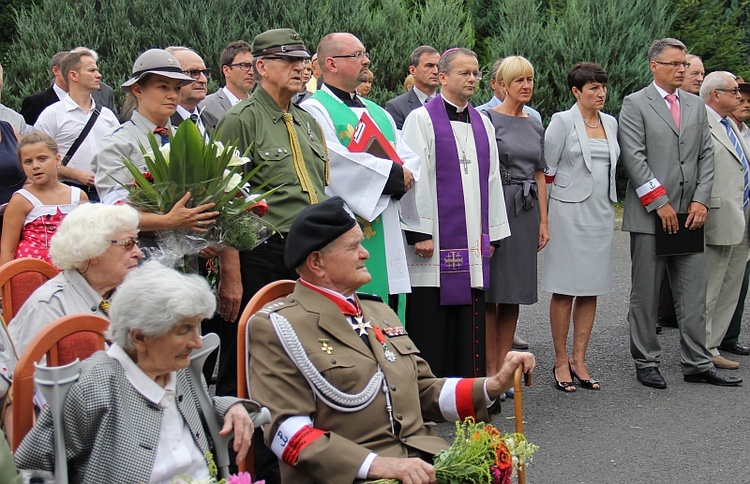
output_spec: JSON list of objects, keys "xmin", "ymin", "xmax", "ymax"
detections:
[{"xmin": 542, "ymin": 63, "xmax": 619, "ymax": 392}]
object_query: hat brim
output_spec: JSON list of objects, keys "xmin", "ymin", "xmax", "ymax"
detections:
[{"xmin": 121, "ymin": 71, "xmax": 195, "ymax": 91}]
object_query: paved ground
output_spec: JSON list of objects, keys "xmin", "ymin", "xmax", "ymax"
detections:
[{"xmin": 436, "ymin": 228, "xmax": 750, "ymax": 484}]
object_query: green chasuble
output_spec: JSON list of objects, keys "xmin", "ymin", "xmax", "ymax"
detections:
[{"xmin": 311, "ymin": 90, "xmax": 397, "ymax": 307}]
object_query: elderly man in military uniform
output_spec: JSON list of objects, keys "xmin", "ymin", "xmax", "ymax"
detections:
[{"xmin": 248, "ymin": 196, "xmax": 535, "ymax": 484}]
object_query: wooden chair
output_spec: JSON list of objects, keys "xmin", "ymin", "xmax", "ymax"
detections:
[
  {"xmin": 513, "ymin": 367, "xmax": 532, "ymax": 484},
  {"xmin": 11, "ymin": 314, "xmax": 109, "ymax": 451},
  {"xmin": 236, "ymin": 279, "xmax": 295, "ymax": 474},
  {"xmin": 0, "ymin": 258, "xmax": 59, "ymax": 323}
]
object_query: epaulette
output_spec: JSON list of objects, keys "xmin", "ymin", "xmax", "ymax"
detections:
[
  {"xmin": 257, "ymin": 298, "xmax": 292, "ymax": 315},
  {"xmin": 356, "ymin": 292, "xmax": 383, "ymax": 303}
]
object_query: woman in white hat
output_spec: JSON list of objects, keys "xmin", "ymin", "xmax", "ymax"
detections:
[{"xmin": 91, "ymin": 49, "xmax": 219, "ymax": 232}]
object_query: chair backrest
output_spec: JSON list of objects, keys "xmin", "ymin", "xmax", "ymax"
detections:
[
  {"xmin": 11, "ymin": 314, "xmax": 109, "ymax": 451},
  {"xmin": 0, "ymin": 259, "xmax": 59, "ymax": 322},
  {"xmin": 236, "ymin": 279, "xmax": 295, "ymax": 474}
]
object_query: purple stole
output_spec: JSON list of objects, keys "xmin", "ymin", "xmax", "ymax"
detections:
[{"xmin": 425, "ymin": 95, "xmax": 491, "ymax": 306}]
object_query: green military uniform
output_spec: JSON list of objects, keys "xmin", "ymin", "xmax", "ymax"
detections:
[{"xmin": 218, "ymin": 84, "xmax": 328, "ymax": 235}]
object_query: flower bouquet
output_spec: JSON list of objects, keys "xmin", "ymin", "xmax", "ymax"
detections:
[
  {"xmin": 369, "ymin": 418, "xmax": 538, "ymax": 484},
  {"xmin": 119, "ymin": 120, "xmax": 281, "ymax": 266}
]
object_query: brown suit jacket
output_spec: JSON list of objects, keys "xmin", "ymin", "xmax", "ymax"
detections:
[{"xmin": 248, "ymin": 282, "xmax": 498, "ymax": 484}]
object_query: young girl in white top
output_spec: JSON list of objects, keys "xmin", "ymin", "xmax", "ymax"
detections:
[{"xmin": 0, "ymin": 132, "xmax": 88, "ymax": 267}]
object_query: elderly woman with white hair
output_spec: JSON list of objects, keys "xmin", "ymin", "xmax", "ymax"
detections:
[
  {"xmin": 8, "ymin": 202, "xmax": 142, "ymax": 355},
  {"xmin": 14, "ymin": 261, "xmax": 255, "ymax": 483}
]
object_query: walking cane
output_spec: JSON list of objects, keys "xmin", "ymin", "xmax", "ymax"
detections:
[
  {"xmin": 189, "ymin": 333, "xmax": 271, "ymax": 479},
  {"xmin": 34, "ymin": 359, "xmax": 82, "ymax": 484},
  {"xmin": 514, "ymin": 367, "xmax": 531, "ymax": 484}
]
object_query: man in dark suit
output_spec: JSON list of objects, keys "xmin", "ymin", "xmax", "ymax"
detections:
[
  {"xmin": 20, "ymin": 51, "xmax": 69, "ymax": 125},
  {"xmin": 619, "ymin": 38, "xmax": 740, "ymax": 388},
  {"xmin": 20, "ymin": 50, "xmax": 118, "ymax": 125},
  {"xmin": 166, "ymin": 47, "xmax": 219, "ymax": 134},
  {"xmin": 384, "ymin": 45, "xmax": 439, "ymax": 129},
  {"xmin": 199, "ymin": 41, "xmax": 255, "ymax": 122}
]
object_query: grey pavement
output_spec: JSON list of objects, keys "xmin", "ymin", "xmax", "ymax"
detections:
[{"xmin": 436, "ymin": 228, "xmax": 750, "ymax": 484}]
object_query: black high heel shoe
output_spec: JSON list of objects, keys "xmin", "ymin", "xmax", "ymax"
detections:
[
  {"xmin": 552, "ymin": 367, "xmax": 576, "ymax": 392},
  {"xmin": 570, "ymin": 365, "xmax": 601, "ymax": 390}
]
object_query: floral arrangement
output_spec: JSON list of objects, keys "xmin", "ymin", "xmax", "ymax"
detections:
[
  {"xmin": 119, "ymin": 120, "xmax": 281, "ymax": 261},
  {"xmin": 370, "ymin": 418, "xmax": 538, "ymax": 484},
  {"xmin": 171, "ymin": 452, "xmax": 265, "ymax": 484}
]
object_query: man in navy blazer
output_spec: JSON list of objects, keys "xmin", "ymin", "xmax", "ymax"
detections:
[
  {"xmin": 385, "ymin": 46, "xmax": 440, "ymax": 130},
  {"xmin": 619, "ymin": 38, "xmax": 740, "ymax": 388}
]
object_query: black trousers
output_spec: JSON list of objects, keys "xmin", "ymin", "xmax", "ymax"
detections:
[{"xmin": 406, "ymin": 287, "xmax": 486, "ymax": 378}]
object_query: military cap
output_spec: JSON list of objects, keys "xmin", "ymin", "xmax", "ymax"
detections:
[
  {"xmin": 121, "ymin": 49, "xmax": 195, "ymax": 91},
  {"xmin": 285, "ymin": 196, "xmax": 357, "ymax": 269},
  {"xmin": 737, "ymin": 76, "xmax": 750, "ymax": 95},
  {"xmin": 252, "ymin": 28, "xmax": 310, "ymax": 59}
]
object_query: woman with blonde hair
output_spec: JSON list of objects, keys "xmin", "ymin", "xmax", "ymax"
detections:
[{"xmin": 483, "ymin": 56, "xmax": 548, "ymax": 375}]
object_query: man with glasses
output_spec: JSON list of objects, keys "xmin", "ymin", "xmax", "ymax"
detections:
[
  {"xmin": 165, "ymin": 47, "xmax": 218, "ymax": 135},
  {"xmin": 619, "ymin": 38, "xmax": 739, "ymax": 388},
  {"xmin": 217, "ymin": 28, "xmax": 328, "ymax": 483},
  {"xmin": 699, "ymin": 71, "xmax": 749, "ymax": 371},
  {"xmin": 399, "ymin": 47, "xmax": 509, "ymax": 378},
  {"xmin": 302, "ymin": 32, "xmax": 421, "ymax": 318},
  {"xmin": 200, "ymin": 41, "xmax": 255, "ymax": 121}
]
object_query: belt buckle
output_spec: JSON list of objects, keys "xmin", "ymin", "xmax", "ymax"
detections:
[{"xmin": 501, "ymin": 170, "xmax": 512, "ymax": 185}]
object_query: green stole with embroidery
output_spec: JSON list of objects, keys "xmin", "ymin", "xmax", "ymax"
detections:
[{"xmin": 311, "ymin": 89, "xmax": 394, "ymax": 305}]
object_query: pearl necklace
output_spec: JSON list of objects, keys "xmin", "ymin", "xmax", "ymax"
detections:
[{"xmin": 583, "ymin": 113, "xmax": 601, "ymax": 129}]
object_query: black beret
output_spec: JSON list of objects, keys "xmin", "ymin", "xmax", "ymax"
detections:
[{"xmin": 285, "ymin": 196, "xmax": 358, "ymax": 270}]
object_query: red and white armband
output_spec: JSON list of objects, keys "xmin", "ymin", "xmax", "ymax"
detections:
[
  {"xmin": 438, "ymin": 378, "xmax": 478, "ymax": 422},
  {"xmin": 271, "ymin": 416, "xmax": 325, "ymax": 466},
  {"xmin": 635, "ymin": 178, "xmax": 667, "ymax": 207}
]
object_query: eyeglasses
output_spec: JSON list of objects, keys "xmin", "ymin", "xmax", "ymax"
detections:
[
  {"xmin": 111, "ymin": 238, "xmax": 140, "ymax": 249},
  {"xmin": 331, "ymin": 51, "xmax": 370, "ymax": 61},
  {"xmin": 716, "ymin": 88, "xmax": 741, "ymax": 95},
  {"xmin": 654, "ymin": 61, "xmax": 690, "ymax": 68},
  {"xmin": 183, "ymin": 68, "xmax": 211, "ymax": 80},
  {"xmin": 229, "ymin": 62, "xmax": 253, "ymax": 71}
]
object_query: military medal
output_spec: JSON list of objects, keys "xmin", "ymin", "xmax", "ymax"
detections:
[
  {"xmin": 318, "ymin": 338, "xmax": 333, "ymax": 354},
  {"xmin": 351, "ymin": 315, "xmax": 372, "ymax": 336},
  {"xmin": 372, "ymin": 327, "xmax": 397, "ymax": 362}
]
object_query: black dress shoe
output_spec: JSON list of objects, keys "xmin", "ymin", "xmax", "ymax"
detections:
[
  {"xmin": 684, "ymin": 366, "xmax": 743, "ymax": 386},
  {"xmin": 657, "ymin": 317, "xmax": 678, "ymax": 328},
  {"xmin": 718, "ymin": 342, "xmax": 750, "ymax": 356},
  {"xmin": 636, "ymin": 367, "xmax": 667, "ymax": 388}
]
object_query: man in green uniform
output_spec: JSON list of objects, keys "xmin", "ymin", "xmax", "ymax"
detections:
[{"xmin": 217, "ymin": 28, "xmax": 328, "ymax": 483}]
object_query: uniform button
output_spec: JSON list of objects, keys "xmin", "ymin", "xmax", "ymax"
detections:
[
  {"xmin": 331, "ymin": 359, "xmax": 337, "ymax": 364},
  {"xmin": 396, "ymin": 414, "xmax": 403, "ymax": 420},
  {"xmin": 405, "ymin": 345, "xmax": 412, "ymax": 350},
  {"xmin": 390, "ymin": 385, "xmax": 397, "ymax": 391},
  {"xmin": 264, "ymin": 151, "xmax": 270, "ymax": 156},
  {"xmin": 283, "ymin": 149, "xmax": 288, "ymax": 154},
  {"xmin": 91, "ymin": 306, "xmax": 97, "ymax": 311},
  {"xmin": 679, "ymin": 182, "xmax": 684, "ymax": 186},
  {"xmin": 289, "ymin": 298, "xmax": 296, "ymax": 303}
]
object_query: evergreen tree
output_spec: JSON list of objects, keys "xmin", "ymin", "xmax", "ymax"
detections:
[{"xmin": 2, "ymin": 0, "xmax": 471, "ymax": 110}]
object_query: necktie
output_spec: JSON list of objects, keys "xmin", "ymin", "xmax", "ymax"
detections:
[
  {"xmin": 665, "ymin": 94, "xmax": 680, "ymax": 129},
  {"xmin": 99, "ymin": 300, "xmax": 111, "ymax": 315},
  {"xmin": 189, "ymin": 113, "xmax": 199, "ymax": 124},
  {"xmin": 282, "ymin": 112, "xmax": 319, "ymax": 204},
  {"xmin": 721, "ymin": 118, "xmax": 750, "ymax": 211},
  {"xmin": 153, "ymin": 126, "xmax": 170, "ymax": 146},
  {"xmin": 424, "ymin": 95, "xmax": 433, "ymax": 104}
]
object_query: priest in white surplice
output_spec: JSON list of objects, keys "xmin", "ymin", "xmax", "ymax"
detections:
[
  {"xmin": 401, "ymin": 48, "xmax": 510, "ymax": 377},
  {"xmin": 302, "ymin": 32, "xmax": 421, "ymax": 317}
]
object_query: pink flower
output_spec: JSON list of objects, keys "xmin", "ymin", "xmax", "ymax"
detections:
[{"xmin": 227, "ymin": 472, "xmax": 261, "ymax": 484}]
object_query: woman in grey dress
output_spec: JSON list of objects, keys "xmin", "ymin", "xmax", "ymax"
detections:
[
  {"xmin": 542, "ymin": 63, "xmax": 619, "ymax": 392},
  {"xmin": 484, "ymin": 56, "xmax": 549, "ymax": 375}
]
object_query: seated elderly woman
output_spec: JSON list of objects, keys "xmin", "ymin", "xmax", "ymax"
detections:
[
  {"xmin": 8, "ymin": 203, "xmax": 141, "ymax": 355},
  {"xmin": 14, "ymin": 261, "xmax": 255, "ymax": 483}
]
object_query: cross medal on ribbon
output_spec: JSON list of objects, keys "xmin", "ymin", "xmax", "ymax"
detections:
[{"xmin": 372, "ymin": 327, "xmax": 397, "ymax": 362}]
